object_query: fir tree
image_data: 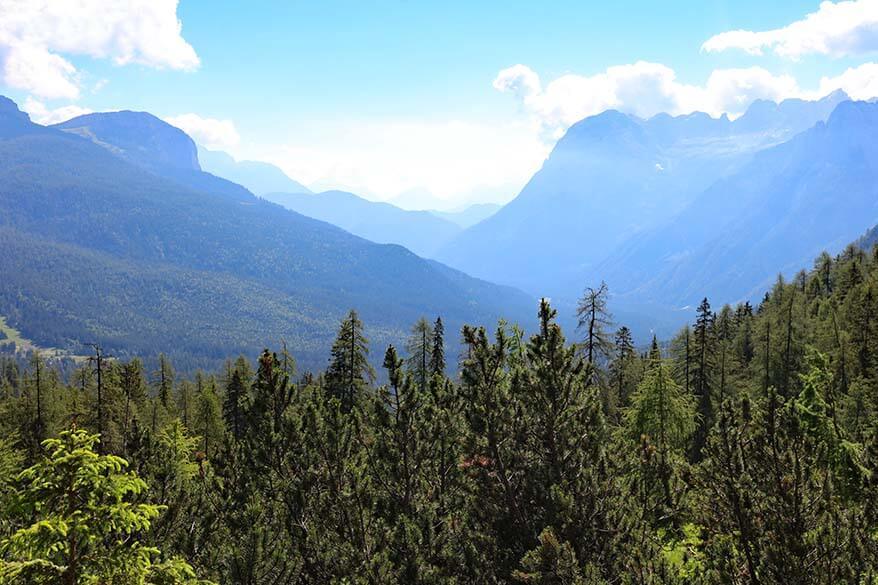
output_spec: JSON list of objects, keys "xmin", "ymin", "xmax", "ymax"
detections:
[
  {"xmin": 406, "ymin": 317, "xmax": 433, "ymax": 393},
  {"xmin": 0, "ymin": 429, "xmax": 212, "ymax": 584},
  {"xmin": 325, "ymin": 310, "xmax": 374, "ymax": 413},
  {"xmin": 690, "ymin": 297, "xmax": 715, "ymax": 461},
  {"xmin": 430, "ymin": 316, "xmax": 446, "ymax": 376}
]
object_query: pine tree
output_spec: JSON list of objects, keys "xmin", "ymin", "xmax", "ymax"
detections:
[
  {"xmin": 156, "ymin": 353, "xmax": 175, "ymax": 410},
  {"xmin": 610, "ymin": 326, "xmax": 637, "ymax": 411},
  {"xmin": 625, "ymin": 354, "xmax": 695, "ymax": 518},
  {"xmin": 430, "ymin": 316, "xmax": 446, "ymax": 376},
  {"xmin": 325, "ymin": 310, "xmax": 374, "ymax": 413},
  {"xmin": 119, "ymin": 358, "xmax": 147, "ymax": 453},
  {"xmin": 178, "ymin": 379, "xmax": 195, "ymax": 429},
  {"xmin": 576, "ymin": 281, "xmax": 613, "ymax": 370},
  {"xmin": 690, "ymin": 297, "xmax": 715, "ymax": 461},
  {"xmin": 406, "ymin": 317, "xmax": 433, "ymax": 393},
  {"xmin": 195, "ymin": 376, "xmax": 224, "ymax": 458},
  {"xmin": 223, "ymin": 357, "xmax": 250, "ymax": 442},
  {"xmin": 248, "ymin": 350, "xmax": 294, "ymax": 470}
]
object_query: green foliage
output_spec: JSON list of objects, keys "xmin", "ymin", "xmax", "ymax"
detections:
[
  {"xmin": 0, "ymin": 429, "xmax": 212, "ymax": 584},
  {"xmin": 1, "ymin": 243, "xmax": 878, "ymax": 583}
]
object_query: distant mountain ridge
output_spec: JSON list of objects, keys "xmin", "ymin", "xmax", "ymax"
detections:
[
  {"xmin": 264, "ymin": 190, "xmax": 462, "ymax": 258},
  {"xmin": 600, "ymin": 99, "xmax": 878, "ymax": 309},
  {"xmin": 197, "ymin": 146, "xmax": 312, "ymax": 195},
  {"xmin": 431, "ymin": 203, "xmax": 501, "ymax": 228},
  {"xmin": 436, "ymin": 91, "xmax": 851, "ymax": 299}
]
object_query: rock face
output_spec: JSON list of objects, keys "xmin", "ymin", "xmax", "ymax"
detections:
[
  {"xmin": 54, "ymin": 111, "xmax": 201, "ymax": 171},
  {"xmin": 0, "ymin": 96, "xmax": 43, "ymax": 137},
  {"xmin": 599, "ymin": 100, "xmax": 878, "ymax": 309}
]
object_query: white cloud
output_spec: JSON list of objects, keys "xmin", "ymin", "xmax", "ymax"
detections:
[
  {"xmin": 21, "ymin": 97, "xmax": 93, "ymax": 125},
  {"xmin": 257, "ymin": 119, "xmax": 550, "ymax": 207},
  {"xmin": 164, "ymin": 113, "xmax": 241, "ymax": 150},
  {"xmin": 494, "ymin": 62, "xmax": 804, "ymax": 136},
  {"xmin": 259, "ymin": 59, "xmax": 878, "ymax": 207},
  {"xmin": 0, "ymin": 0, "xmax": 199, "ymax": 99},
  {"xmin": 702, "ymin": 0, "xmax": 878, "ymax": 58},
  {"xmin": 816, "ymin": 61, "xmax": 878, "ymax": 98}
]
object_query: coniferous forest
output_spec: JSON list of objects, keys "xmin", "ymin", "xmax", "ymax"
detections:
[{"xmin": 2, "ymin": 242, "xmax": 878, "ymax": 584}]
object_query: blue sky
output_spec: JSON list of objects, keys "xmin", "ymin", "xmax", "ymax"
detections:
[{"xmin": 2, "ymin": 0, "xmax": 878, "ymax": 208}]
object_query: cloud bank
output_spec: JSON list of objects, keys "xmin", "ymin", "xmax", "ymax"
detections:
[
  {"xmin": 263, "ymin": 119, "xmax": 549, "ymax": 207},
  {"xmin": 0, "ymin": 0, "xmax": 199, "ymax": 99},
  {"xmin": 22, "ymin": 97, "xmax": 93, "ymax": 125},
  {"xmin": 164, "ymin": 113, "xmax": 241, "ymax": 150},
  {"xmin": 702, "ymin": 0, "xmax": 878, "ymax": 58},
  {"xmin": 494, "ymin": 61, "xmax": 878, "ymax": 137}
]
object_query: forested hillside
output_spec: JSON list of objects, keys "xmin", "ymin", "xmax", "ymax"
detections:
[
  {"xmin": 0, "ymin": 97, "xmax": 533, "ymax": 371},
  {"xmin": 3, "ymin": 239, "xmax": 878, "ymax": 583}
]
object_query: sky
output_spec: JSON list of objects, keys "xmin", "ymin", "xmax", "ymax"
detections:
[{"xmin": 2, "ymin": 0, "xmax": 878, "ymax": 209}]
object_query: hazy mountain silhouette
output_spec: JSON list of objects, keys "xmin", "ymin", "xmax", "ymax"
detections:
[{"xmin": 197, "ymin": 146, "xmax": 312, "ymax": 195}]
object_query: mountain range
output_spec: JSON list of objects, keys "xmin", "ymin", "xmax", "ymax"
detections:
[
  {"xmin": 0, "ymin": 97, "xmax": 533, "ymax": 370},
  {"xmin": 430, "ymin": 90, "xmax": 878, "ymax": 333},
  {"xmin": 261, "ymin": 190, "xmax": 462, "ymax": 258},
  {"xmin": 599, "ymin": 100, "xmax": 878, "ymax": 308},
  {"xmin": 197, "ymin": 146, "xmax": 312, "ymax": 196},
  {"xmin": 2, "ymin": 87, "xmax": 875, "ymax": 365}
]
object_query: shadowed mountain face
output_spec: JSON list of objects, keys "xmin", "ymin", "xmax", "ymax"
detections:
[
  {"xmin": 197, "ymin": 146, "xmax": 312, "ymax": 196},
  {"xmin": 600, "ymin": 100, "xmax": 878, "ymax": 309},
  {"xmin": 0, "ymin": 99, "xmax": 534, "ymax": 370},
  {"xmin": 436, "ymin": 92, "xmax": 851, "ymax": 300},
  {"xmin": 264, "ymin": 190, "xmax": 462, "ymax": 258}
]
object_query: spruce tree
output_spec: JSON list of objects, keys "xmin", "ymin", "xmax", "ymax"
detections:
[
  {"xmin": 0, "ymin": 429, "xmax": 211, "ymax": 584},
  {"xmin": 325, "ymin": 310, "xmax": 374, "ymax": 413},
  {"xmin": 430, "ymin": 316, "xmax": 446, "ymax": 376},
  {"xmin": 222, "ymin": 357, "xmax": 250, "ymax": 442},
  {"xmin": 156, "ymin": 353, "xmax": 175, "ymax": 410},
  {"xmin": 609, "ymin": 326, "xmax": 637, "ymax": 413},
  {"xmin": 406, "ymin": 317, "xmax": 433, "ymax": 393},
  {"xmin": 690, "ymin": 297, "xmax": 715, "ymax": 461}
]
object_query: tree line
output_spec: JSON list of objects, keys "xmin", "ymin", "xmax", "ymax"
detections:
[{"xmin": 2, "ymin": 243, "xmax": 878, "ymax": 583}]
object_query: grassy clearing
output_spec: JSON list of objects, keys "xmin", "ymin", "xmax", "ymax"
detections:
[{"xmin": 0, "ymin": 315, "xmax": 28, "ymax": 348}]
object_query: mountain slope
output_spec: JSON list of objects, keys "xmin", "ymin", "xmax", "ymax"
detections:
[
  {"xmin": 436, "ymin": 92, "xmax": 849, "ymax": 297},
  {"xmin": 264, "ymin": 190, "xmax": 462, "ymax": 258},
  {"xmin": 55, "ymin": 111, "xmax": 200, "ymax": 171},
  {"xmin": 601, "ymin": 100, "xmax": 878, "ymax": 308},
  {"xmin": 0, "ymin": 99, "xmax": 533, "ymax": 369},
  {"xmin": 431, "ymin": 203, "xmax": 501, "ymax": 228},
  {"xmin": 197, "ymin": 146, "xmax": 312, "ymax": 195}
]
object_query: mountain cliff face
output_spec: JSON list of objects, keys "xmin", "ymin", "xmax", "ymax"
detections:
[
  {"xmin": 54, "ymin": 111, "xmax": 201, "ymax": 171},
  {"xmin": 600, "ymin": 100, "xmax": 878, "ymax": 308},
  {"xmin": 436, "ymin": 92, "xmax": 850, "ymax": 300},
  {"xmin": 0, "ymin": 97, "xmax": 533, "ymax": 369}
]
